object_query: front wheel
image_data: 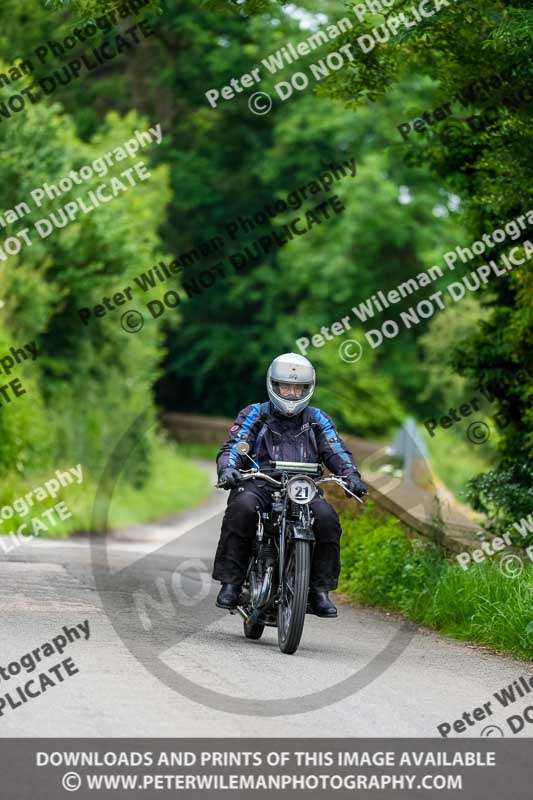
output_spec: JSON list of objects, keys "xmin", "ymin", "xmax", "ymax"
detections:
[
  {"xmin": 277, "ymin": 539, "xmax": 311, "ymax": 655},
  {"xmin": 244, "ymin": 619, "xmax": 264, "ymax": 640}
]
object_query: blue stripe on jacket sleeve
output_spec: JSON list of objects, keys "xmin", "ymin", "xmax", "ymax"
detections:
[{"xmin": 311, "ymin": 407, "xmax": 352, "ymax": 465}]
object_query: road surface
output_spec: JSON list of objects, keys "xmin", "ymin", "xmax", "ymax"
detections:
[{"xmin": 0, "ymin": 463, "xmax": 530, "ymax": 738}]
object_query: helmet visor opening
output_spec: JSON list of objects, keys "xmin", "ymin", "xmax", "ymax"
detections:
[{"xmin": 271, "ymin": 381, "xmax": 312, "ymax": 401}]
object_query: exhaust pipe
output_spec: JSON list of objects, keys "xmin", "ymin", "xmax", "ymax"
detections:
[{"xmin": 236, "ymin": 605, "xmax": 250, "ymax": 622}]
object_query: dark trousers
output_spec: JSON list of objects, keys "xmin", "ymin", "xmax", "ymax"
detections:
[{"xmin": 212, "ymin": 483, "xmax": 342, "ymax": 591}]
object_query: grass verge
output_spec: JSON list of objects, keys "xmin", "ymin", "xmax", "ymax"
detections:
[
  {"xmin": 0, "ymin": 439, "xmax": 212, "ymax": 541},
  {"xmin": 339, "ymin": 501, "xmax": 533, "ymax": 659},
  {"xmin": 172, "ymin": 442, "xmax": 220, "ymax": 461}
]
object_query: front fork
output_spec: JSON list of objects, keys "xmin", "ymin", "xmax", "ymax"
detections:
[
  {"xmin": 278, "ymin": 510, "xmax": 315, "ymax": 605},
  {"xmin": 278, "ymin": 515, "xmax": 287, "ymax": 593}
]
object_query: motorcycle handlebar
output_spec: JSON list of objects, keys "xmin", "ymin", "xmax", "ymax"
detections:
[
  {"xmin": 215, "ymin": 471, "xmax": 282, "ymax": 489},
  {"xmin": 241, "ymin": 472, "xmax": 283, "ymax": 486},
  {"xmin": 216, "ymin": 471, "xmax": 365, "ymax": 501},
  {"xmin": 316, "ymin": 475, "xmax": 364, "ymax": 503}
]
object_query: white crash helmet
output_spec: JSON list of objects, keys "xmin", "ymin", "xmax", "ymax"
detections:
[{"xmin": 267, "ymin": 353, "xmax": 315, "ymax": 417}]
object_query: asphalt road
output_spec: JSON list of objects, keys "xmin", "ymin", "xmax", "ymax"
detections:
[{"xmin": 0, "ymin": 464, "xmax": 531, "ymax": 738}]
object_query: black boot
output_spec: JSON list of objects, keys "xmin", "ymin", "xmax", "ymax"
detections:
[
  {"xmin": 307, "ymin": 590, "xmax": 337, "ymax": 618},
  {"xmin": 216, "ymin": 583, "xmax": 242, "ymax": 609}
]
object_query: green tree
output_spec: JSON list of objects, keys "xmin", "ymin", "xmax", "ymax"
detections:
[
  {"xmin": 312, "ymin": 333, "xmax": 405, "ymax": 437},
  {"xmin": 418, "ymin": 295, "xmax": 490, "ymax": 403},
  {"xmin": 301, "ymin": 0, "xmax": 533, "ymax": 521},
  {"xmin": 0, "ymin": 97, "xmax": 170, "ymax": 479}
]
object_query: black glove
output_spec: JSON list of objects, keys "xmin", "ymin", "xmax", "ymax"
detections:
[
  {"xmin": 344, "ymin": 474, "xmax": 367, "ymax": 499},
  {"xmin": 218, "ymin": 467, "xmax": 243, "ymax": 490}
]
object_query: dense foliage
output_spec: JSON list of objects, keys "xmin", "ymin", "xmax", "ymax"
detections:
[
  {"xmin": 203, "ymin": 0, "xmax": 533, "ymax": 525},
  {"xmin": 315, "ymin": 0, "xmax": 533, "ymax": 530}
]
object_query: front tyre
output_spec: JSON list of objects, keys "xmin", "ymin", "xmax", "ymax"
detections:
[
  {"xmin": 277, "ymin": 539, "xmax": 311, "ymax": 655},
  {"xmin": 244, "ymin": 619, "xmax": 264, "ymax": 640}
]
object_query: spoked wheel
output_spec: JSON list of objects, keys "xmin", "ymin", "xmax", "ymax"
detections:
[
  {"xmin": 243, "ymin": 559, "xmax": 265, "ymax": 641},
  {"xmin": 277, "ymin": 539, "xmax": 311, "ymax": 655}
]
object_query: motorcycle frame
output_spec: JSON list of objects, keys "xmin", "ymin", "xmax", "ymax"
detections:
[
  {"xmin": 231, "ymin": 464, "xmax": 361, "ymax": 623},
  {"xmin": 243, "ymin": 484, "xmax": 316, "ymax": 622}
]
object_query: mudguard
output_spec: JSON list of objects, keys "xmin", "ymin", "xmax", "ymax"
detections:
[{"xmin": 290, "ymin": 524, "xmax": 315, "ymax": 542}]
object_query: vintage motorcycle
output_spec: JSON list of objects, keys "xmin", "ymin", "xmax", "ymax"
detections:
[{"xmin": 216, "ymin": 441, "xmax": 362, "ymax": 655}]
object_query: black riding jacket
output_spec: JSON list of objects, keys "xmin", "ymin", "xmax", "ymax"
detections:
[{"xmin": 217, "ymin": 402, "xmax": 360, "ymax": 479}]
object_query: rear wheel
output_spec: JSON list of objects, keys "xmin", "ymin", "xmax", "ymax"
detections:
[{"xmin": 277, "ymin": 539, "xmax": 311, "ymax": 655}]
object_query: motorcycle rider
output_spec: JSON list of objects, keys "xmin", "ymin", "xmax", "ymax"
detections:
[{"xmin": 213, "ymin": 353, "xmax": 367, "ymax": 618}]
